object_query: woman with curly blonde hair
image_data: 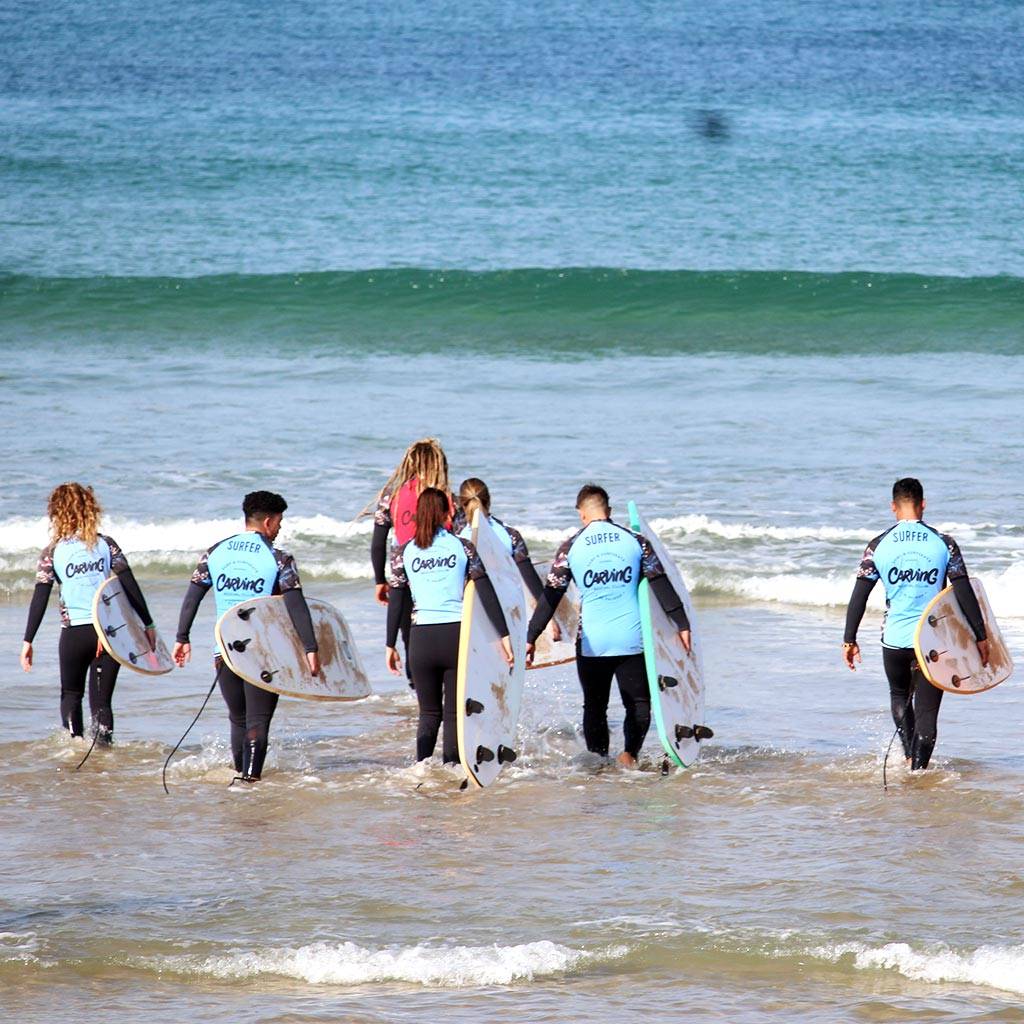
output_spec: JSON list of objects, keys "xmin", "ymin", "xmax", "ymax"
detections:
[
  {"xmin": 368, "ymin": 439, "xmax": 464, "ymax": 678},
  {"xmin": 21, "ymin": 483, "xmax": 155, "ymax": 744}
]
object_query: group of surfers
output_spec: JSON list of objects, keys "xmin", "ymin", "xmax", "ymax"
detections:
[{"xmin": 19, "ymin": 438, "xmax": 990, "ymax": 781}]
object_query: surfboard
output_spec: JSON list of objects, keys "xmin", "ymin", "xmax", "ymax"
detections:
[
  {"xmin": 526, "ymin": 561, "xmax": 579, "ymax": 669},
  {"xmin": 628, "ymin": 501, "xmax": 710, "ymax": 768},
  {"xmin": 456, "ymin": 510, "xmax": 528, "ymax": 788},
  {"xmin": 216, "ymin": 596, "xmax": 371, "ymax": 701},
  {"xmin": 914, "ymin": 579, "xmax": 1013, "ymax": 694},
  {"xmin": 92, "ymin": 576, "xmax": 174, "ymax": 675}
]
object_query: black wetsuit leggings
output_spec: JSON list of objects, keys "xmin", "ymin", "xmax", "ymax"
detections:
[
  {"xmin": 884, "ymin": 646, "xmax": 943, "ymax": 770},
  {"xmin": 216, "ymin": 657, "xmax": 280, "ymax": 778},
  {"xmin": 576, "ymin": 649, "xmax": 650, "ymax": 759},
  {"xmin": 58, "ymin": 623, "xmax": 120, "ymax": 739},
  {"xmin": 408, "ymin": 621, "xmax": 460, "ymax": 764}
]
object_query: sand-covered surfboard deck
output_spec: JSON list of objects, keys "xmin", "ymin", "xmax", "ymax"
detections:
[
  {"xmin": 526, "ymin": 560, "xmax": 580, "ymax": 669},
  {"xmin": 456, "ymin": 511, "xmax": 528, "ymax": 787},
  {"xmin": 629, "ymin": 501, "xmax": 710, "ymax": 768},
  {"xmin": 92, "ymin": 576, "xmax": 174, "ymax": 675},
  {"xmin": 914, "ymin": 579, "xmax": 1013, "ymax": 694},
  {"xmin": 216, "ymin": 596, "xmax": 371, "ymax": 701}
]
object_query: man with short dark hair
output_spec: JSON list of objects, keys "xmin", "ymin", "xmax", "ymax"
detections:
[
  {"xmin": 173, "ymin": 491, "xmax": 320, "ymax": 782},
  {"xmin": 843, "ymin": 478, "xmax": 989, "ymax": 770},
  {"xmin": 526, "ymin": 484, "xmax": 692, "ymax": 768}
]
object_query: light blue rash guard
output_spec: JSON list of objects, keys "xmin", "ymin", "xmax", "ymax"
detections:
[
  {"xmin": 457, "ymin": 515, "xmax": 531, "ymax": 563},
  {"xmin": 856, "ymin": 520, "xmax": 969, "ymax": 648},
  {"xmin": 544, "ymin": 519, "xmax": 666, "ymax": 658},
  {"xmin": 389, "ymin": 530, "xmax": 486, "ymax": 626},
  {"xmin": 188, "ymin": 531, "xmax": 303, "ymax": 653},
  {"xmin": 36, "ymin": 535, "xmax": 125, "ymax": 626}
]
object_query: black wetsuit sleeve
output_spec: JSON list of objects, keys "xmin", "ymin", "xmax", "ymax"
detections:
[
  {"xmin": 176, "ymin": 582, "xmax": 209, "ymax": 643},
  {"xmin": 517, "ymin": 560, "xmax": 544, "ymax": 600},
  {"xmin": 843, "ymin": 576, "xmax": 877, "ymax": 643},
  {"xmin": 649, "ymin": 574, "xmax": 691, "ymax": 631},
  {"xmin": 23, "ymin": 582, "xmax": 53, "ymax": 643},
  {"xmin": 385, "ymin": 585, "xmax": 410, "ymax": 648},
  {"xmin": 526, "ymin": 534, "xmax": 574, "ymax": 644},
  {"xmin": 283, "ymin": 589, "xmax": 319, "ymax": 653},
  {"xmin": 951, "ymin": 576, "xmax": 987, "ymax": 641},
  {"xmin": 527, "ymin": 586, "xmax": 564, "ymax": 644},
  {"xmin": 475, "ymin": 574, "xmax": 509, "ymax": 638},
  {"xmin": 114, "ymin": 567, "xmax": 154, "ymax": 628},
  {"xmin": 371, "ymin": 522, "xmax": 390, "ymax": 585}
]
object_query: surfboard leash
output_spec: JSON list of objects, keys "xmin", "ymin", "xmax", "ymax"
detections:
[
  {"xmin": 882, "ymin": 671, "xmax": 918, "ymax": 791},
  {"xmin": 162, "ymin": 676, "xmax": 219, "ymax": 794},
  {"xmin": 73, "ymin": 729, "xmax": 101, "ymax": 772}
]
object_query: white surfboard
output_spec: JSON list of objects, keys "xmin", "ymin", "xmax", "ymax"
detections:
[
  {"xmin": 914, "ymin": 579, "xmax": 1013, "ymax": 694},
  {"xmin": 216, "ymin": 596, "xmax": 371, "ymax": 701},
  {"xmin": 92, "ymin": 576, "xmax": 174, "ymax": 675},
  {"xmin": 526, "ymin": 561, "xmax": 579, "ymax": 669},
  {"xmin": 456, "ymin": 511, "xmax": 528, "ymax": 787},
  {"xmin": 629, "ymin": 502, "xmax": 710, "ymax": 768}
]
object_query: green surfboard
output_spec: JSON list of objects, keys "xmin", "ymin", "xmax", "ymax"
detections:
[{"xmin": 628, "ymin": 501, "xmax": 709, "ymax": 768}]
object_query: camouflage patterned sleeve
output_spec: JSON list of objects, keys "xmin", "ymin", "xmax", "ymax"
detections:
[
  {"xmin": 856, "ymin": 534, "xmax": 883, "ymax": 581},
  {"xmin": 373, "ymin": 491, "xmax": 393, "ymax": 529},
  {"xmin": 388, "ymin": 542, "xmax": 410, "ymax": 588},
  {"xmin": 505, "ymin": 524, "xmax": 532, "ymax": 564},
  {"xmin": 274, "ymin": 549, "xmax": 303, "ymax": 592},
  {"xmin": 943, "ymin": 534, "xmax": 969, "ymax": 579},
  {"xmin": 460, "ymin": 538, "xmax": 487, "ymax": 581},
  {"xmin": 104, "ymin": 534, "xmax": 130, "ymax": 573},
  {"xmin": 190, "ymin": 548, "xmax": 214, "ymax": 588},
  {"xmin": 35, "ymin": 544, "xmax": 56, "ymax": 585},
  {"xmin": 635, "ymin": 532, "xmax": 667, "ymax": 581},
  {"xmin": 545, "ymin": 533, "xmax": 576, "ymax": 591},
  {"xmin": 451, "ymin": 500, "xmax": 467, "ymax": 536}
]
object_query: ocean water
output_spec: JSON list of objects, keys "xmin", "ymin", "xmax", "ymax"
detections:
[{"xmin": 2, "ymin": 2, "xmax": 1024, "ymax": 1022}]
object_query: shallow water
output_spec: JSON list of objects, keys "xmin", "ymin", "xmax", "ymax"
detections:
[{"xmin": 3, "ymin": 0, "xmax": 1024, "ymax": 1018}]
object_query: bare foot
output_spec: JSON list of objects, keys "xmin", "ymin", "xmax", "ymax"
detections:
[{"xmin": 617, "ymin": 752, "xmax": 638, "ymax": 769}]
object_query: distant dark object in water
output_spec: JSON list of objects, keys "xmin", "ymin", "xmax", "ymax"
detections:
[{"xmin": 693, "ymin": 109, "xmax": 730, "ymax": 141}]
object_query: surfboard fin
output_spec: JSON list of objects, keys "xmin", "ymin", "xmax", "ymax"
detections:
[
  {"xmin": 475, "ymin": 745, "xmax": 495, "ymax": 763},
  {"xmin": 260, "ymin": 669, "xmax": 278, "ymax": 684},
  {"xmin": 658, "ymin": 675, "xmax": 679, "ymax": 691},
  {"xmin": 465, "ymin": 698, "xmax": 485, "ymax": 716},
  {"xmin": 675, "ymin": 724, "xmax": 714, "ymax": 743},
  {"xmin": 497, "ymin": 745, "xmax": 517, "ymax": 765},
  {"xmin": 236, "ymin": 606, "xmax": 255, "ymax": 621},
  {"xmin": 229, "ymin": 638, "xmax": 252, "ymax": 653}
]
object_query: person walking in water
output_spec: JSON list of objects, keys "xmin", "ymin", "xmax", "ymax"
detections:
[
  {"xmin": 369, "ymin": 438, "xmax": 462, "ymax": 675},
  {"xmin": 20, "ymin": 482, "xmax": 156, "ymax": 745},
  {"xmin": 385, "ymin": 487, "xmax": 512, "ymax": 765},
  {"xmin": 843, "ymin": 477, "xmax": 989, "ymax": 771},
  {"xmin": 457, "ymin": 477, "xmax": 547, "ymax": 599},
  {"xmin": 526, "ymin": 484, "xmax": 691, "ymax": 768},
  {"xmin": 173, "ymin": 490, "xmax": 320, "ymax": 783}
]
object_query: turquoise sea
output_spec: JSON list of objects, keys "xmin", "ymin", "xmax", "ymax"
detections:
[{"xmin": 2, "ymin": 2, "xmax": 1023, "ymax": 1021}]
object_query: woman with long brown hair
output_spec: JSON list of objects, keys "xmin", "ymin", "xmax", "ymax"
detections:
[
  {"xmin": 20, "ymin": 483, "xmax": 155, "ymax": 743},
  {"xmin": 385, "ymin": 487, "xmax": 512, "ymax": 764}
]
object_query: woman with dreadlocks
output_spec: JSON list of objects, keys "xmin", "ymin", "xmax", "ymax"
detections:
[
  {"xmin": 20, "ymin": 483, "xmax": 156, "ymax": 744},
  {"xmin": 369, "ymin": 440, "xmax": 462, "ymax": 669}
]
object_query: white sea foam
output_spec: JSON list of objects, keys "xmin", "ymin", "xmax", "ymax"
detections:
[
  {"xmin": 164, "ymin": 939, "xmax": 619, "ymax": 987},
  {"xmin": 814, "ymin": 940, "xmax": 1024, "ymax": 996},
  {"xmin": 691, "ymin": 563, "xmax": 1024, "ymax": 616}
]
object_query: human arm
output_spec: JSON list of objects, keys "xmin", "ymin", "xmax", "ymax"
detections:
[
  {"xmin": 637, "ymin": 533, "xmax": 691, "ymax": 651},
  {"xmin": 945, "ymin": 536, "xmax": 988, "ymax": 663},
  {"xmin": 107, "ymin": 537, "xmax": 155, "ymax": 628},
  {"xmin": 173, "ymin": 550, "xmax": 214, "ymax": 666}
]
